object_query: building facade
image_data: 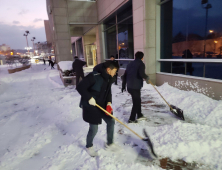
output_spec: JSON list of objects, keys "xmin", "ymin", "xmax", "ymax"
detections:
[{"xmin": 45, "ymin": 0, "xmax": 222, "ymax": 100}]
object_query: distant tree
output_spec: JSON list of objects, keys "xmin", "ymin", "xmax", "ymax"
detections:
[
  {"xmin": 187, "ymin": 34, "xmax": 203, "ymax": 53},
  {"xmin": 187, "ymin": 34, "xmax": 203, "ymax": 41},
  {"xmin": 173, "ymin": 32, "xmax": 186, "ymax": 43},
  {"xmin": 206, "ymin": 32, "xmax": 221, "ymax": 39}
]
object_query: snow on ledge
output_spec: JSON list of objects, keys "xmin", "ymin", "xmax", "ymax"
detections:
[{"xmin": 58, "ymin": 61, "xmax": 73, "ymax": 71}]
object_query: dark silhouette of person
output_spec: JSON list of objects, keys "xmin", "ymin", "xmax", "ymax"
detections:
[
  {"xmin": 122, "ymin": 51, "xmax": 149, "ymax": 123},
  {"xmin": 182, "ymin": 49, "xmax": 193, "ymax": 75},
  {"xmin": 72, "ymin": 56, "xmax": 86, "ymax": 86},
  {"xmin": 48, "ymin": 60, "xmax": 54, "ymax": 69},
  {"xmin": 43, "ymin": 58, "xmax": 46, "ymax": 65}
]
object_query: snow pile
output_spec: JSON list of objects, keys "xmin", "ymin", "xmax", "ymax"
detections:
[
  {"xmin": 58, "ymin": 61, "xmax": 73, "ymax": 71},
  {"xmin": 151, "ymin": 121, "xmax": 222, "ymax": 169},
  {"xmin": 153, "ymin": 82, "xmax": 222, "ymax": 127}
]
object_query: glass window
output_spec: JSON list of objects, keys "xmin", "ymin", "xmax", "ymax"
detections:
[
  {"xmin": 118, "ymin": 18, "xmax": 134, "ymax": 59},
  {"xmin": 103, "ymin": 0, "xmax": 133, "ymax": 68},
  {"xmin": 77, "ymin": 38, "xmax": 84, "ymax": 59},
  {"xmin": 205, "ymin": 63, "xmax": 222, "ymax": 80},
  {"xmin": 161, "ymin": 0, "xmax": 222, "ymax": 59},
  {"xmin": 186, "ymin": 62, "xmax": 204, "ymax": 77},
  {"xmin": 117, "ymin": 5, "xmax": 132, "ymax": 22},
  {"xmin": 104, "ymin": 16, "xmax": 116, "ymax": 30},
  {"xmin": 161, "ymin": 0, "xmax": 222, "ymax": 80},
  {"xmin": 105, "ymin": 27, "xmax": 117, "ymax": 59},
  {"xmin": 72, "ymin": 42, "xmax": 76, "ymax": 57},
  {"xmin": 172, "ymin": 62, "xmax": 185, "ymax": 74}
]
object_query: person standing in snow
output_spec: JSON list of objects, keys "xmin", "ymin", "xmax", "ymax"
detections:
[
  {"xmin": 121, "ymin": 51, "xmax": 149, "ymax": 123},
  {"xmin": 72, "ymin": 56, "xmax": 86, "ymax": 87},
  {"xmin": 48, "ymin": 60, "xmax": 55, "ymax": 69},
  {"xmin": 76, "ymin": 61, "xmax": 119, "ymax": 157}
]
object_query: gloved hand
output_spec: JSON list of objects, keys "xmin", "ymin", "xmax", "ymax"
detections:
[
  {"xmin": 145, "ymin": 76, "xmax": 150, "ymax": 84},
  {"xmin": 106, "ymin": 102, "xmax": 113, "ymax": 115},
  {"xmin": 88, "ymin": 97, "xmax": 96, "ymax": 106},
  {"xmin": 121, "ymin": 87, "xmax": 126, "ymax": 93}
]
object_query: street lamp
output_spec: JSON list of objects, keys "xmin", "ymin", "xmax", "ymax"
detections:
[
  {"xmin": 38, "ymin": 42, "xmax": 42, "ymax": 54},
  {"xmin": 23, "ymin": 30, "xmax": 30, "ymax": 54},
  {"xmin": 201, "ymin": 0, "xmax": 212, "ymax": 57},
  {"xmin": 31, "ymin": 37, "xmax": 36, "ymax": 55}
]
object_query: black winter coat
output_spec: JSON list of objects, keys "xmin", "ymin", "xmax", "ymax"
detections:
[
  {"xmin": 76, "ymin": 70, "xmax": 113, "ymax": 124},
  {"xmin": 122, "ymin": 59, "xmax": 148, "ymax": 90},
  {"xmin": 72, "ymin": 59, "xmax": 86, "ymax": 75}
]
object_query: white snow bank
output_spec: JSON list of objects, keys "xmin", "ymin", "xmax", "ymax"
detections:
[
  {"xmin": 58, "ymin": 61, "xmax": 73, "ymax": 71},
  {"xmin": 151, "ymin": 121, "xmax": 222, "ymax": 169},
  {"xmin": 151, "ymin": 82, "xmax": 222, "ymax": 127}
]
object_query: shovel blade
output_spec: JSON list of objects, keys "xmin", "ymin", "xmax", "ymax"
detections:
[
  {"xmin": 143, "ymin": 129, "xmax": 157, "ymax": 158},
  {"xmin": 170, "ymin": 105, "xmax": 185, "ymax": 121}
]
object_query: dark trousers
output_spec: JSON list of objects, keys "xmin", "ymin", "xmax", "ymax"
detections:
[
  {"xmin": 86, "ymin": 114, "xmax": 115, "ymax": 148},
  {"xmin": 127, "ymin": 88, "xmax": 143, "ymax": 121},
  {"xmin": 76, "ymin": 72, "xmax": 84, "ymax": 86}
]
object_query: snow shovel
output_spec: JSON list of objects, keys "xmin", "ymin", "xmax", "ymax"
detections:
[
  {"xmin": 148, "ymin": 80, "xmax": 185, "ymax": 121},
  {"xmin": 96, "ymin": 104, "xmax": 157, "ymax": 158}
]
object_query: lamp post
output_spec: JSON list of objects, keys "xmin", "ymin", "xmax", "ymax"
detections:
[
  {"xmin": 38, "ymin": 42, "xmax": 42, "ymax": 54},
  {"xmin": 201, "ymin": 0, "xmax": 212, "ymax": 57},
  {"xmin": 31, "ymin": 37, "xmax": 36, "ymax": 55},
  {"xmin": 214, "ymin": 40, "xmax": 218, "ymax": 54},
  {"xmin": 23, "ymin": 30, "xmax": 30, "ymax": 54}
]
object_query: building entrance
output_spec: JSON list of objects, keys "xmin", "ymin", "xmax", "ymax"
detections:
[{"xmin": 85, "ymin": 45, "xmax": 97, "ymax": 67}]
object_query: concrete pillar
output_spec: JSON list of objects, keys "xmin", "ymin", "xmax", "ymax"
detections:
[
  {"xmin": 96, "ymin": 24, "xmax": 106, "ymax": 64},
  {"xmin": 132, "ymin": 0, "xmax": 157, "ymax": 84},
  {"xmin": 52, "ymin": 0, "xmax": 72, "ymax": 62}
]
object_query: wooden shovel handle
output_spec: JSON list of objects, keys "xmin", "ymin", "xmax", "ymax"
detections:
[
  {"xmin": 95, "ymin": 104, "xmax": 143, "ymax": 140},
  {"xmin": 148, "ymin": 80, "xmax": 174, "ymax": 111}
]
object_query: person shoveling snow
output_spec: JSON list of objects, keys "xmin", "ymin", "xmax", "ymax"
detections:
[{"xmin": 76, "ymin": 61, "xmax": 120, "ymax": 157}]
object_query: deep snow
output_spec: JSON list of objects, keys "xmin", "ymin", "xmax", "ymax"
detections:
[{"xmin": 0, "ymin": 61, "xmax": 222, "ymax": 170}]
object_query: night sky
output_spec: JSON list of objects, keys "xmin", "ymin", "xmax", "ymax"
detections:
[{"xmin": 173, "ymin": 0, "xmax": 222, "ymax": 37}]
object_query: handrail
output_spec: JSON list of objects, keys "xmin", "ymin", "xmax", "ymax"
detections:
[
  {"xmin": 158, "ymin": 59, "xmax": 222, "ymax": 63},
  {"xmin": 105, "ymin": 59, "xmax": 134, "ymax": 61}
]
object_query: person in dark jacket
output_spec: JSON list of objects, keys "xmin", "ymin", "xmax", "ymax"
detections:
[
  {"xmin": 77, "ymin": 61, "xmax": 119, "ymax": 157},
  {"xmin": 48, "ymin": 60, "xmax": 54, "ymax": 69},
  {"xmin": 110, "ymin": 55, "xmax": 118, "ymax": 85},
  {"xmin": 122, "ymin": 51, "xmax": 149, "ymax": 123},
  {"xmin": 72, "ymin": 56, "xmax": 86, "ymax": 86}
]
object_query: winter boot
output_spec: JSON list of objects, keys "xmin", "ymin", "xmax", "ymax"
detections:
[
  {"xmin": 137, "ymin": 115, "xmax": 147, "ymax": 121},
  {"xmin": 86, "ymin": 147, "xmax": 98, "ymax": 157},
  {"xmin": 105, "ymin": 143, "xmax": 121, "ymax": 152},
  {"xmin": 128, "ymin": 120, "xmax": 138, "ymax": 123}
]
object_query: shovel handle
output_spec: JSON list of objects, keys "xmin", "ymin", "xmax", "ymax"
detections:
[
  {"xmin": 148, "ymin": 80, "xmax": 174, "ymax": 111},
  {"xmin": 95, "ymin": 104, "xmax": 143, "ymax": 140}
]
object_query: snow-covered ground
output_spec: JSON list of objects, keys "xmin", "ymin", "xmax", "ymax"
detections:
[{"xmin": 0, "ymin": 61, "xmax": 222, "ymax": 170}]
